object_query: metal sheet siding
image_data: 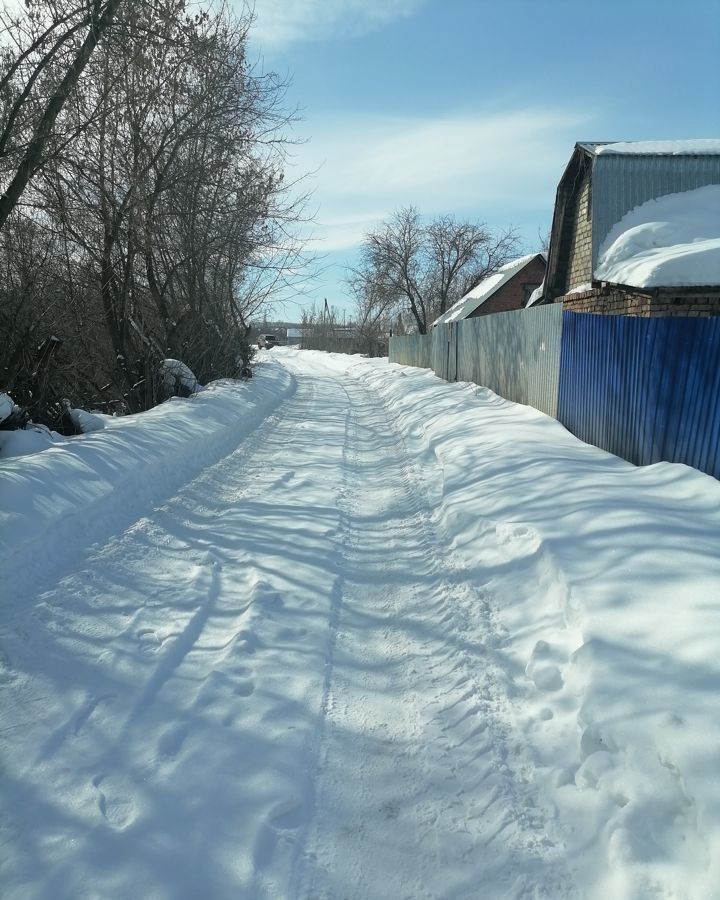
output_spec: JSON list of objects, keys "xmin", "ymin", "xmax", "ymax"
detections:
[
  {"xmin": 431, "ymin": 325, "xmax": 449, "ymax": 378},
  {"xmin": 454, "ymin": 305, "xmax": 563, "ymax": 417},
  {"xmin": 390, "ymin": 308, "xmax": 562, "ymax": 417},
  {"xmin": 388, "ymin": 333, "xmax": 433, "ymax": 369},
  {"xmin": 557, "ymin": 312, "xmax": 720, "ymax": 478},
  {"xmin": 591, "ymin": 155, "xmax": 720, "ymax": 267}
]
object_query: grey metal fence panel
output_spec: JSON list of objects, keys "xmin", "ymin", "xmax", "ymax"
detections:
[
  {"xmin": 455, "ymin": 305, "xmax": 563, "ymax": 417},
  {"xmin": 388, "ymin": 333, "xmax": 433, "ymax": 369},
  {"xmin": 389, "ymin": 307, "xmax": 562, "ymax": 419},
  {"xmin": 431, "ymin": 325, "xmax": 450, "ymax": 379}
]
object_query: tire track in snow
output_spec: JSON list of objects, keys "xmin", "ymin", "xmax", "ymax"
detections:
[
  {"xmin": 292, "ymin": 367, "xmax": 575, "ymax": 900},
  {"xmin": 251, "ymin": 362, "xmax": 359, "ymax": 897}
]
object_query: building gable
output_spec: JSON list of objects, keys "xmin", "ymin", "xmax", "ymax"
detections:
[
  {"xmin": 433, "ymin": 253, "xmax": 546, "ymax": 326},
  {"xmin": 544, "ymin": 141, "xmax": 720, "ymax": 302}
]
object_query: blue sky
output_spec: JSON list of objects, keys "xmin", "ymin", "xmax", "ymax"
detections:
[{"xmin": 245, "ymin": 0, "xmax": 720, "ymax": 319}]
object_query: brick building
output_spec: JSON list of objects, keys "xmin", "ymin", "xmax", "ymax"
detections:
[
  {"xmin": 433, "ymin": 253, "xmax": 546, "ymax": 326},
  {"xmin": 536, "ymin": 141, "xmax": 720, "ymax": 316}
]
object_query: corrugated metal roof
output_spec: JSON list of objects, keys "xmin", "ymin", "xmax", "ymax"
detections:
[
  {"xmin": 591, "ymin": 153, "xmax": 720, "ymax": 269},
  {"xmin": 432, "ymin": 254, "xmax": 545, "ymax": 326},
  {"xmin": 529, "ymin": 141, "xmax": 720, "ymax": 300}
]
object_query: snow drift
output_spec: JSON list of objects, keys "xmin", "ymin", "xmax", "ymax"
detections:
[
  {"xmin": 595, "ymin": 184, "xmax": 720, "ymax": 288},
  {"xmin": 0, "ymin": 364, "xmax": 293, "ymax": 579},
  {"xmin": 318, "ymin": 350, "xmax": 720, "ymax": 899}
]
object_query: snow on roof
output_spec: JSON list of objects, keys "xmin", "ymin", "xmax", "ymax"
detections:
[
  {"xmin": 525, "ymin": 281, "xmax": 545, "ymax": 307},
  {"xmin": 594, "ymin": 184, "xmax": 720, "ymax": 288},
  {"xmin": 433, "ymin": 254, "xmax": 544, "ymax": 326},
  {"xmin": 593, "ymin": 140, "xmax": 720, "ymax": 156},
  {"xmin": 495, "ymin": 252, "xmax": 540, "ymax": 273}
]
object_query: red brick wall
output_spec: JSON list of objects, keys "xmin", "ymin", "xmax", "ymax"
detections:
[
  {"xmin": 468, "ymin": 256, "xmax": 547, "ymax": 317},
  {"xmin": 561, "ymin": 288, "xmax": 720, "ymax": 317}
]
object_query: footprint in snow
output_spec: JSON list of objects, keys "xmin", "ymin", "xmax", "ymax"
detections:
[
  {"xmin": 157, "ymin": 722, "xmax": 190, "ymax": 758},
  {"xmin": 251, "ymin": 581, "xmax": 285, "ymax": 612},
  {"xmin": 233, "ymin": 679, "xmax": 255, "ymax": 697},
  {"xmin": 278, "ymin": 626, "xmax": 308, "ymax": 641},
  {"xmin": 229, "ymin": 663, "xmax": 253, "ymax": 678},
  {"xmin": 380, "ymin": 800, "xmax": 401, "ymax": 820},
  {"xmin": 495, "ymin": 521, "xmax": 541, "ymax": 557},
  {"xmin": 92, "ymin": 773, "xmax": 137, "ymax": 830},
  {"xmin": 137, "ymin": 629, "xmax": 162, "ymax": 654},
  {"xmin": 233, "ymin": 630, "xmax": 261, "ymax": 655},
  {"xmin": 270, "ymin": 470, "xmax": 295, "ymax": 489},
  {"xmin": 254, "ymin": 798, "xmax": 308, "ymax": 870}
]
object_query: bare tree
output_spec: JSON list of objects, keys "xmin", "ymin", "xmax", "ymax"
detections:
[
  {"xmin": 0, "ymin": 0, "xmax": 310, "ymax": 425},
  {"xmin": 537, "ymin": 225, "xmax": 551, "ymax": 256},
  {"xmin": 349, "ymin": 206, "xmax": 519, "ymax": 334},
  {"xmin": 0, "ymin": 0, "xmax": 125, "ymax": 232}
]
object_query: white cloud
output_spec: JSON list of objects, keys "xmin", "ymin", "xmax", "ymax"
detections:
[
  {"xmin": 286, "ymin": 107, "xmax": 589, "ymax": 254},
  {"xmin": 249, "ymin": 0, "xmax": 426, "ymax": 48},
  {"xmin": 300, "ymin": 212, "xmax": 389, "ymax": 253}
]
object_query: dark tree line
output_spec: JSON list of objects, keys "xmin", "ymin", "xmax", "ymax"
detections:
[{"xmin": 0, "ymin": 0, "xmax": 305, "ymax": 428}]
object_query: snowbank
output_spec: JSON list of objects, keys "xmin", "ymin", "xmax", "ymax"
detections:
[
  {"xmin": 0, "ymin": 363, "xmax": 293, "ymax": 580},
  {"xmin": 66, "ymin": 407, "xmax": 110, "ymax": 434},
  {"xmin": 0, "ymin": 391, "xmax": 14, "ymax": 422},
  {"xmin": 312, "ymin": 350, "xmax": 720, "ymax": 899},
  {"xmin": 595, "ymin": 184, "xmax": 720, "ymax": 288}
]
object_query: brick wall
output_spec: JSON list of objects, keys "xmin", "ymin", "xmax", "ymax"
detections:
[
  {"xmin": 468, "ymin": 256, "xmax": 547, "ymax": 317},
  {"xmin": 565, "ymin": 174, "xmax": 593, "ymax": 293},
  {"xmin": 561, "ymin": 288, "xmax": 720, "ymax": 317}
]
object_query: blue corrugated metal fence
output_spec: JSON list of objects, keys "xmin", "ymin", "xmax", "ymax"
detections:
[
  {"xmin": 389, "ymin": 308, "xmax": 720, "ymax": 479},
  {"xmin": 557, "ymin": 312, "xmax": 720, "ymax": 478}
]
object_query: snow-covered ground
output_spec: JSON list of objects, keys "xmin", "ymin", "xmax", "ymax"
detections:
[{"xmin": 2, "ymin": 349, "xmax": 720, "ymax": 899}]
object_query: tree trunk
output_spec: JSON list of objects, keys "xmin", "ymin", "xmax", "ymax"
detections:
[{"xmin": 0, "ymin": 0, "xmax": 123, "ymax": 233}]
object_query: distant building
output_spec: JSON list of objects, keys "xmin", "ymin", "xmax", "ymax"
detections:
[{"xmin": 432, "ymin": 253, "xmax": 546, "ymax": 327}]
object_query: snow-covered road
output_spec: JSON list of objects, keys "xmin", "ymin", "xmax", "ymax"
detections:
[
  {"xmin": 3, "ymin": 349, "xmax": 720, "ymax": 899},
  {"xmin": 290, "ymin": 362, "xmax": 569, "ymax": 899}
]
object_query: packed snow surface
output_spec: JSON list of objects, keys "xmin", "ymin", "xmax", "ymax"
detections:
[
  {"xmin": 2, "ymin": 349, "xmax": 720, "ymax": 900},
  {"xmin": 595, "ymin": 184, "xmax": 720, "ymax": 287}
]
